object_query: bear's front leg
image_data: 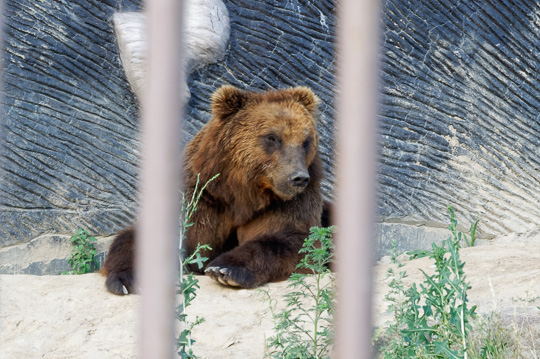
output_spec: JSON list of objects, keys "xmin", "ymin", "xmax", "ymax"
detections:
[{"xmin": 204, "ymin": 231, "xmax": 307, "ymax": 288}]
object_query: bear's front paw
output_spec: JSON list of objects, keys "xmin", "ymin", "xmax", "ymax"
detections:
[
  {"xmin": 204, "ymin": 265, "xmax": 257, "ymax": 288},
  {"xmin": 105, "ymin": 271, "xmax": 136, "ymax": 296}
]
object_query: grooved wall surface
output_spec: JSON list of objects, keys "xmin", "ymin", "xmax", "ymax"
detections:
[
  {"xmin": 379, "ymin": 0, "xmax": 540, "ymax": 235},
  {"xmin": 0, "ymin": 0, "xmax": 336, "ymax": 246},
  {"xmin": 1, "ymin": 0, "xmax": 143, "ymax": 246},
  {"xmin": 1, "ymin": 0, "xmax": 539, "ymax": 250}
]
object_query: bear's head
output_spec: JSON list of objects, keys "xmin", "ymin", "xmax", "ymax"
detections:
[{"xmin": 209, "ymin": 85, "xmax": 321, "ymax": 202}]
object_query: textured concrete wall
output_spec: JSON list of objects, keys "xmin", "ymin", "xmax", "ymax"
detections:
[
  {"xmin": 1, "ymin": 0, "xmax": 539, "ymax": 273},
  {"xmin": 1, "ymin": 0, "xmax": 142, "ymax": 247},
  {"xmin": 0, "ymin": 0, "xmax": 336, "ymax": 249},
  {"xmin": 378, "ymin": 0, "xmax": 540, "ymax": 238}
]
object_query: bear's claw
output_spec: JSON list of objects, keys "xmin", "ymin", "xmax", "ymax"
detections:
[
  {"xmin": 105, "ymin": 271, "xmax": 136, "ymax": 296},
  {"xmin": 205, "ymin": 266, "xmax": 241, "ymax": 287}
]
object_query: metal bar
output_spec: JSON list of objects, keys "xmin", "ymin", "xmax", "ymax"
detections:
[
  {"xmin": 334, "ymin": 0, "xmax": 381, "ymax": 358},
  {"xmin": 137, "ymin": 0, "xmax": 184, "ymax": 358}
]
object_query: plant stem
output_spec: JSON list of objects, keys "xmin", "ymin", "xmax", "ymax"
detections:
[{"xmin": 313, "ymin": 271, "xmax": 320, "ymax": 358}]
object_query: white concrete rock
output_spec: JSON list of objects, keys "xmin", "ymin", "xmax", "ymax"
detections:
[{"xmin": 113, "ymin": 0, "xmax": 230, "ymax": 102}]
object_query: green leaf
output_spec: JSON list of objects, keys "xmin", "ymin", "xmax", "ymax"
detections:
[{"xmin": 433, "ymin": 340, "xmax": 462, "ymax": 358}]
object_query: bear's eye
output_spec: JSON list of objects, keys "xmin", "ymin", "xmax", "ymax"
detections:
[
  {"xmin": 266, "ymin": 134, "xmax": 279, "ymax": 144},
  {"xmin": 262, "ymin": 133, "xmax": 281, "ymax": 153},
  {"xmin": 303, "ymin": 137, "xmax": 311, "ymax": 151}
]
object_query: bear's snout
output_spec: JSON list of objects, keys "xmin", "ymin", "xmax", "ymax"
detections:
[{"xmin": 288, "ymin": 170, "xmax": 310, "ymax": 188}]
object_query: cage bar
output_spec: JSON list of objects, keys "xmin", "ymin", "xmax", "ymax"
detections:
[
  {"xmin": 334, "ymin": 0, "xmax": 380, "ymax": 358},
  {"xmin": 137, "ymin": 0, "xmax": 184, "ymax": 358}
]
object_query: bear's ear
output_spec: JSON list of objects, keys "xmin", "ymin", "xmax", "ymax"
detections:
[
  {"xmin": 211, "ymin": 85, "xmax": 249, "ymax": 120},
  {"xmin": 287, "ymin": 86, "xmax": 321, "ymax": 117}
]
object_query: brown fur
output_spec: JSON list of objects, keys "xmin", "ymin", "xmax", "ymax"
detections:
[
  {"xmin": 102, "ymin": 86, "xmax": 324, "ymax": 294},
  {"xmin": 101, "ymin": 227, "xmax": 136, "ymax": 295}
]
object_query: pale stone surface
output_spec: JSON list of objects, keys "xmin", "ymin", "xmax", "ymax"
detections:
[
  {"xmin": 2, "ymin": 0, "xmax": 539, "ymax": 288},
  {"xmin": 113, "ymin": 0, "xmax": 230, "ymax": 102},
  {"xmin": 1, "ymin": 235, "xmax": 538, "ymax": 358}
]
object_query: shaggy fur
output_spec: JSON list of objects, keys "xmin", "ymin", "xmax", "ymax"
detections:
[{"xmin": 102, "ymin": 85, "xmax": 324, "ymax": 294}]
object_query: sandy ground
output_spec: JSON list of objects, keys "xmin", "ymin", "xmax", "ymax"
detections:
[{"xmin": 1, "ymin": 235, "xmax": 539, "ymax": 358}]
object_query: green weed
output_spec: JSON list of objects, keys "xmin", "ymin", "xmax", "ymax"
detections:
[
  {"xmin": 467, "ymin": 312, "xmax": 511, "ymax": 358},
  {"xmin": 176, "ymin": 242, "xmax": 211, "ymax": 359},
  {"xmin": 176, "ymin": 174, "xmax": 218, "ymax": 359},
  {"xmin": 64, "ymin": 228, "xmax": 100, "ymax": 274},
  {"xmin": 264, "ymin": 226, "xmax": 336, "ymax": 359},
  {"xmin": 376, "ymin": 208, "xmax": 540, "ymax": 359},
  {"xmin": 379, "ymin": 207, "xmax": 477, "ymax": 358}
]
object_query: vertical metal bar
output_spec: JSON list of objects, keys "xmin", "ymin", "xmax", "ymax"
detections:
[
  {"xmin": 137, "ymin": 0, "xmax": 183, "ymax": 358},
  {"xmin": 334, "ymin": 0, "xmax": 380, "ymax": 358}
]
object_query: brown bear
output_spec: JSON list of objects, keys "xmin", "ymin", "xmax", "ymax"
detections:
[{"xmin": 102, "ymin": 85, "xmax": 324, "ymax": 294}]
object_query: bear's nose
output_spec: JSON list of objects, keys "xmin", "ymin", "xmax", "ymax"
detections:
[{"xmin": 289, "ymin": 171, "xmax": 310, "ymax": 188}]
